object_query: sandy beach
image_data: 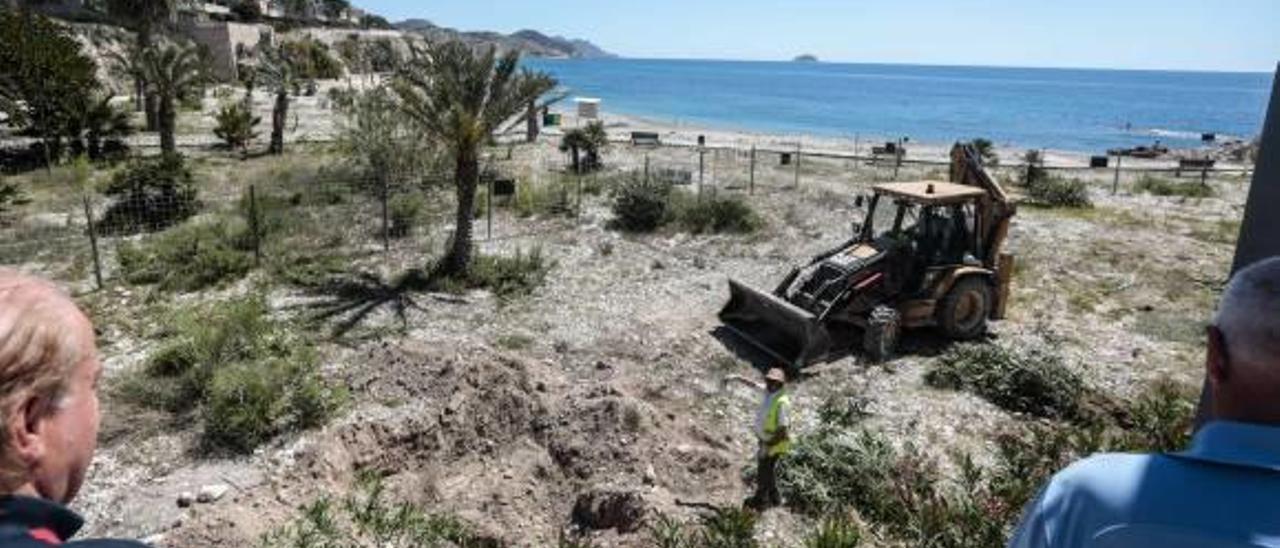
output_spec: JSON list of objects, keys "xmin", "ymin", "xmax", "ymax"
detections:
[{"xmin": 539, "ymin": 105, "xmax": 1254, "ymax": 171}]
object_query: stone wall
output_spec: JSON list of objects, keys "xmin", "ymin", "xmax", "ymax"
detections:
[{"xmin": 184, "ymin": 21, "xmax": 273, "ymax": 82}]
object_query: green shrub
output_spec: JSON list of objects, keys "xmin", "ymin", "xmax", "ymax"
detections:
[
  {"xmin": 261, "ymin": 478, "xmax": 484, "ymax": 547},
  {"xmin": 817, "ymin": 393, "xmax": 871, "ymax": 429},
  {"xmin": 696, "ymin": 507, "xmax": 757, "ymax": 548},
  {"xmin": 611, "ymin": 175, "xmax": 671, "ymax": 232},
  {"xmin": 281, "ymin": 37, "xmax": 344, "ymax": 80},
  {"xmin": 780, "ymin": 428, "xmax": 902, "ymax": 520},
  {"xmin": 0, "ymin": 179, "xmax": 29, "ymax": 217},
  {"xmin": 1026, "ymin": 174, "xmax": 1091, "ymax": 208},
  {"xmin": 99, "ymin": 153, "xmax": 199, "ymax": 233},
  {"xmin": 648, "ymin": 513, "xmax": 692, "ymax": 548},
  {"xmin": 669, "ymin": 192, "xmax": 762, "ymax": 234},
  {"xmin": 926, "ymin": 342, "xmax": 1089, "ymax": 420},
  {"xmin": 115, "ymin": 296, "xmax": 345, "ymax": 452},
  {"xmin": 116, "ymin": 220, "xmax": 253, "ymax": 293},
  {"xmin": 802, "ymin": 515, "xmax": 862, "ymax": 548},
  {"xmin": 117, "ymin": 219, "xmax": 254, "ymax": 292},
  {"xmin": 213, "ymin": 101, "xmax": 261, "ymax": 152},
  {"xmin": 514, "ymin": 177, "xmax": 575, "ymax": 218},
  {"xmin": 1116, "ymin": 379, "xmax": 1195, "ymax": 452},
  {"xmin": 453, "ymin": 247, "xmax": 551, "ymax": 299},
  {"xmin": 1134, "ymin": 174, "xmax": 1214, "ymax": 198},
  {"xmin": 387, "ymin": 192, "xmax": 426, "ymax": 238}
]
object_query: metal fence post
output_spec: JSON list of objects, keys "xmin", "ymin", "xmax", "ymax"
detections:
[
  {"xmin": 248, "ymin": 184, "xmax": 262, "ymax": 265},
  {"xmin": 699, "ymin": 148, "xmax": 705, "ymax": 189},
  {"xmin": 749, "ymin": 145, "xmax": 756, "ymax": 195},
  {"xmin": 1112, "ymin": 154, "xmax": 1123, "ymax": 194},
  {"xmin": 81, "ymin": 194, "xmax": 103, "ymax": 290},
  {"xmin": 379, "ymin": 179, "xmax": 390, "ymax": 252},
  {"xmin": 893, "ymin": 138, "xmax": 903, "ymax": 181},
  {"xmin": 1200, "ymin": 167, "xmax": 1209, "ymax": 188},
  {"xmin": 486, "ymin": 178, "xmax": 493, "ymax": 240},
  {"xmin": 644, "ymin": 154, "xmax": 650, "ymax": 184},
  {"xmin": 794, "ymin": 141, "xmax": 801, "ymax": 189}
]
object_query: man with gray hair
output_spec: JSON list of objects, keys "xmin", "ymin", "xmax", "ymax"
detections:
[
  {"xmin": 0, "ymin": 269, "xmax": 146, "ymax": 546},
  {"xmin": 1008, "ymin": 256, "xmax": 1280, "ymax": 548}
]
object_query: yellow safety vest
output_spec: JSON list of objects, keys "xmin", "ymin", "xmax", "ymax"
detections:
[{"xmin": 762, "ymin": 392, "xmax": 791, "ymax": 457}]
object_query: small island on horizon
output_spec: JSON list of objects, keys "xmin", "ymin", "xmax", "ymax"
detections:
[{"xmin": 793, "ymin": 54, "xmax": 820, "ymax": 62}]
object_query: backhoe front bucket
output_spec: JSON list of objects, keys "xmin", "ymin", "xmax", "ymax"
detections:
[{"xmin": 719, "ymin": 279, "xmax": 833, "ymax": 368}]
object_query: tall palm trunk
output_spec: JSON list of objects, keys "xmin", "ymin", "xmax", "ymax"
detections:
[
  {"xmin": 444, "ymin": 146, "xmax": 479, "ymax": 274},
  {"xmin": 137, "ymin": 30, "xmax": 160, "ymax": 131},
  {"xmin": 525, "ymin": 100, "xmax": 537, "ymax": 142},
  {"xmin": 269, "ymin": 91, "xmax": 288, "ymax": 154},
  {"xmin": 158, "ymin": 95, "xmax": 176, "ymax": 154},
  {"xmin": 145, "ymin": 94, "xmax": 159, "ymax": 131},
  {"xmin": 134, "ymin": 78, "xmax": 145, "ymax": 112}
]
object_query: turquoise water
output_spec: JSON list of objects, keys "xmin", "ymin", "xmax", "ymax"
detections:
[{"xmin": 524, "ymin": 58, "xmax": 1273, "ymax": 152}]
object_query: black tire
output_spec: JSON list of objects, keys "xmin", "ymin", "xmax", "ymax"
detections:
[
  {"xmin": 938, "ymin": 276, "xmax": 992, "ymax": 340},
  {"xmin": 863, "ymin": 305, "xmax": 901, "ymax": 363}
]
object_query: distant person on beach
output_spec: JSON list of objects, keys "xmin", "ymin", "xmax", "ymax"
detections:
[
  {"xmin": 0, "ymin": 270, "xmax": 146, "ymax": 547},
  {"xmin": 1008, "ymin": 257, "xmax": 1280, "ymax": 548}
]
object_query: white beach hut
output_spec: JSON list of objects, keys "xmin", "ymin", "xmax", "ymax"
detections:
[{"xmin": 575, "ymin": 97, "xmax": 601, "ymax": 121}]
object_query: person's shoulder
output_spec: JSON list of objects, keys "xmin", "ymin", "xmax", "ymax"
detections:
[{"xmin": 1045, "ymin": 452, "xmax": 1156, "ymax": 499}]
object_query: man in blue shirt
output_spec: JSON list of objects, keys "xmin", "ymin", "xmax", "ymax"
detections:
[{"xmin": 1009, "ymin": 257, "xmax": 1280, "ymax": 548}]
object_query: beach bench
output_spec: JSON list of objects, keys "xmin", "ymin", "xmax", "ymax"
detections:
[
  {"xmin": 631, "ymin": 132, "xmax": 661, "ymax": 147},
  {"xmin": 871, "ymin": 141, "xmax": 906, "ymax": 164},
  {"xmin": 1175, "ymin": 158, "xmax": 1215, "ymax": 177}
]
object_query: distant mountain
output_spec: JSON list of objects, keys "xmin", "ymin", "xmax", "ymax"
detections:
[
  {"xmin": 794, "ymin": 54, "xmax": 819, "ymax": 62},
  {"xmin": 395, "ymin": 20, "xmax": 615, "ymax": 59}
]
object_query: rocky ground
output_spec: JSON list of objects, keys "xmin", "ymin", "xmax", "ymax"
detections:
[{"xmin": 1, "ymin": 93, "xmax": 1249, "ymax": 546}]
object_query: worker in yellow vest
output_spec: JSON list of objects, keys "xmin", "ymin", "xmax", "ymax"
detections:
[{"xmin": 750, "ymin": 367, "xmax": 791, "ymax": 509}]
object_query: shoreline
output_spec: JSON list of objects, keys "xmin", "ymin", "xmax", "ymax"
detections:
[{"xmin": 545, "ymin": 106, "xmax": 1253, "ymax": 170}]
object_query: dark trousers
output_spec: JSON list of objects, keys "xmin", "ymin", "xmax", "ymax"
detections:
[{"xmin": 753, "ymin": 454, "xmax": 780, "ymax": 508}]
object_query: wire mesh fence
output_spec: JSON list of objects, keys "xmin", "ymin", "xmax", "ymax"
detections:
[{"xmin": 0, "ymin": 137, "xmax": 1252, "ymax": 291}]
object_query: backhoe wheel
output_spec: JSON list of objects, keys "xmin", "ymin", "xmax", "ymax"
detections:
[
  {"xmin": 939, "ymin": 276, "xmax": 992, "ymax": 340},
  {"xmin": 863, "ymin": 305, "xmax": 901, "ymax": 363}
]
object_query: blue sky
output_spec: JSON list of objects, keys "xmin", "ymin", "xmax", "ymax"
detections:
[{"xmin": 357, "ymin": 0, "xmax": 1279, "ymax": 72}]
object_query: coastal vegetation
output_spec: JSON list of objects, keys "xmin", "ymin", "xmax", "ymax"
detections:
[
  {"xmin": 561, "ymin": 121, "xmax": 609, "ymax": 173},
  {"xmin": 392, "ymin": 41, "xmax": 557, "ymax": 275},
  {"xmin": 213, "ymin": 101, "xmax": 261, "ymax": 153},
  {"xmin": 1134, "ymin": 173, "xmax": 1215, "ymax": 198},
  {"xmin": 0, "ymin": 7, "xmax": 1249, "ymax": 546},
  {"xmin": 611, "ymin": 175, "xmax": 763, "ymax": 234},
  {"xmin": 114, "ymin": 296, "xmax": 346, "ymax": 453}
]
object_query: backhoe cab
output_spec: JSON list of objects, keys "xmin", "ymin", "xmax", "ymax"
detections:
[{"xmin": 719, "ymin": 143, "xmax": 1016, "ymax": 368}]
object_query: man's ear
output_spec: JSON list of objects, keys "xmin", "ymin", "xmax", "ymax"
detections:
[
  {"xmin": 6, "ymin": 395, "xmax": 46, "ymax": 471},
  {"xmin": 1207, "ymin": 325, "xmax": 1230, "ymax": 384}
]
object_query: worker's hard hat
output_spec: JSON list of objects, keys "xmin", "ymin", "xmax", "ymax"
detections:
[{"xmin": 765, "ymin": 368, "xmax": 787, "ymax": 383}]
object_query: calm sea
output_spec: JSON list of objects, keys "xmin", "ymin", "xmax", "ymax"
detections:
[{"xmin": 523, "ymin": 58, "xmax": 1273, "ymax": 153}]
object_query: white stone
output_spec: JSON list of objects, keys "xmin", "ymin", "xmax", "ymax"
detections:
[{"xmin": 196, "ymin": 484, "xmax": 230, "ymax": 503}]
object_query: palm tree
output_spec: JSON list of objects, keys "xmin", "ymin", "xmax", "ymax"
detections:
[
  {"xmin": 74, "ymin": 94, "xmax": 133, "ymax": 161},
  {"xmin": 516, "ymin": 70, "xmax": 561, "ymax": 143},
  {"xmin": 392, "ymin": 42, "xmax": 556, "ymax": 275},
  {"xmin": 140, "ymin": 43, "xmax": 207, "ymax": 155},
  {"xmin": 103, "ymin": 0, "xmax": 184, "ymax": 129},
  {"xmin": 559, "ymin": 121, "xmax": 608, "ymax": 173},
  {"xmin": 257, "ymin": 45, "xmax": 304, "ymax": 155}
]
